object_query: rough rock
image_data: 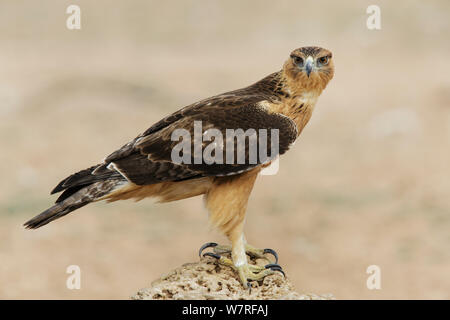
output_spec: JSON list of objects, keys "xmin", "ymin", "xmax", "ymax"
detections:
[{"xmin": 132, "ymin": 255, "xmax": 334, "ymax": 300}]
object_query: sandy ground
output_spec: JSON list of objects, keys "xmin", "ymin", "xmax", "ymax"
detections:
[{"xmin": 1, "ymin": 1, "xmax": 449, "ymax": 299}]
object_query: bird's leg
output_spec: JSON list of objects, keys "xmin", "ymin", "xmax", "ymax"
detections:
[
  {"xmin": 232, "ymin": 234, "xmax": 283, "ymax": 288},
  {"xmin": 201, "ymin": 170, "xmax": 283, "ymax": 288},
  {"xmin": 200, "ymin": 234, "xmax": 284, "ymax": 288}
]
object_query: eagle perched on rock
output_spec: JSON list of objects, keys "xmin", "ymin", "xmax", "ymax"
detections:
[{"xmin": 25, "ymin": 46, "xmax": 334, "ymax": 287}]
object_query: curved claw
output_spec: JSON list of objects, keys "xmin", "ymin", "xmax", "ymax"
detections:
[
  {"xmin": 265, "ymin": 263, "xmax": 285, "ymax": 277},
  {"xmin": 271, "ymin": 267, "xmax": 285, "ymax": 277},
  {"xmin": 263, "ymin": 248, "xmax": 278, "ymax": 264},
  {"xmin": 198, "ymin": 242, "xmax": 218, "ymax": 257},
  {"xmin": 264, "ymin": 263, "xmax": 282, "ymax": 269},
  {"xmin": 202, "ymin": 252, "xmax": 221, "ymax": 260}
]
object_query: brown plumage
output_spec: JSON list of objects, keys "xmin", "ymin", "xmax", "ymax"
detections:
[{"xmin": 24, "ymin": 46, "xmax": 334, "ymax": 287}]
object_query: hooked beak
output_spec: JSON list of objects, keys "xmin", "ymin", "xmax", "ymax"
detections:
[{"xmin": 305, "ymin": 56, "xmax": 314, "ymax": 77}]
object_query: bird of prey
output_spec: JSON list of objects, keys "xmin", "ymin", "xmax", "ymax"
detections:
[{"xmin": 24, "ymin": 46, "xmax": 334, "ymax": 288}]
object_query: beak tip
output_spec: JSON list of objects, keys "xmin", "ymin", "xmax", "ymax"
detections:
[{"xmin": 305, "ymin": 58, "xmax": 313, "ymax": 77}]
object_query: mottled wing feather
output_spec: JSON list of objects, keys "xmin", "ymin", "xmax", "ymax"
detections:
[
  {"xmin": 111, "ymin": 153, "xmax": 201, "ymax": 185},
  {"xmin": 103, "ymin": 71, "xmax": 285, "ymax": 164},
  {"xmin": 51, "ymin": 164, "xmax": 122, "ymax": 194},
  {"xmin": 106, "ymin": 98, "xmax": 297, "ymax": 186},
  {"xmin": 49, "ymin": 72, "xmax": 296, "ymax": 196}
]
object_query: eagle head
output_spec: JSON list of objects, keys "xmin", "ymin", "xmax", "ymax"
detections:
[{"xmin": 283, "ymin": 46, "xmax": 334, "ymax": 93}]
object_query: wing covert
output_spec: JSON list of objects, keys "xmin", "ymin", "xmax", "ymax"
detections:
[{"xmin": 102, "ymin": 98, "xmax": 297, "ymax": 185}]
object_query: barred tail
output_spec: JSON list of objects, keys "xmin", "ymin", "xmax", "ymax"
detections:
[{"xmin": 24, "ymin": 178, "xmax": 124, "ymax": 229}]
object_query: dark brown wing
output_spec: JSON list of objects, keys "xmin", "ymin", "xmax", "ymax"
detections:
[
  {"xmin": 52, "ymin": 71, "xmax": 297, "ymax": 194},
  {"xmin": 102, "ymin": 71, "xmax": 286, "ymax": 164},
  {"xmin": 101, "ymin": 99, "xmax": 297, "ymax": 186}
]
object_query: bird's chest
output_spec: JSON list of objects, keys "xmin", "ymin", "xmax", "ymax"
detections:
[
  {"xmin": 281, "ymin": 93, "xmax": 318, "ymax": 135},
  {"xmin": 296, "ymin": 92, "xmax": 319, "ymax": 108}
]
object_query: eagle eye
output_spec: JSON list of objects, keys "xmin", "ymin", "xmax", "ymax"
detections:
[
  {"xmin": 291, "ymin": 55, "xmax": 304, "ymax": 67},
  {"xmin": 317, "ymin": 56, "xmax": 329, "ymax": 66}
]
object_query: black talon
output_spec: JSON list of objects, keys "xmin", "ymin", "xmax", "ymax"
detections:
[
  {"xmin": 263, "ymin": 248, "xmax": 278, "ymax": 264},
  {"xmin": 202, "ymin": 252, "xmax": 221, "ymax": 260},
  {"xmin": 269, "ymin": 267, "xmax": 285, "ymax": 277},
  {"xmin": 265, "ymin": 263, "xmax": 285, "ymax": 277},
  {"xmin": 272, "ymin": 268, "xmax": 285, "ymax": 277},
  {"xmin": 198, "ymin": 242, "xmax": 218, "ymax": 257},
  {"xmin": 264, "ymin": 263, "xmax": 281, "ymax": 269}
]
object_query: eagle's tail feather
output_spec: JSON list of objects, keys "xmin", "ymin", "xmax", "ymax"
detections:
[{"xmin": 24, "ymin": 178, "xmax": 124, "ymax": 229}]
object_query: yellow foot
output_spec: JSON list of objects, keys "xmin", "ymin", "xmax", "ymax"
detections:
[
  {"xmin": 199, "ymin": 242, "xmax": 278, "ymax": 264},
  {"xmin": 199, "ymin": 242, "xmax": 284, "ymax": 288},
  {"xmin": 237, "ymin": 264, "xmax": 282, "ymax": 288}
]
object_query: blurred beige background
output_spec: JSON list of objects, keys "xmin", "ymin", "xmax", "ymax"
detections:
[{"xmin": 1, "ymin": 0, "xmax": 449, "ymax": 299}]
